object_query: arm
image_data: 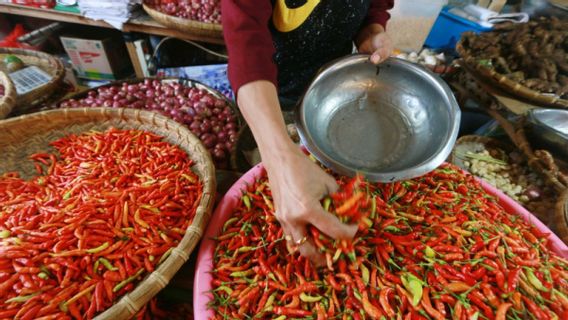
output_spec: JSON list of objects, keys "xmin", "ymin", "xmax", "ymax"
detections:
[
  {"xmin": 356, "ymin": 0, "xmax": 395, "ymax": 64},
  {"xmin": 222, "ymin": 1, "xmax": 357, "ymax": 261}
]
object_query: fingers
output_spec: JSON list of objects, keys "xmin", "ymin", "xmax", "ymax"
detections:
[
  {"xmin": 323, "ymin": 172, "xmax": 339, "ymax": 195},
  {"xmin": 282, "ymin": 219, "xmax": 325, "ymax": 266},
  {"xmin": 308, "ymin": 205, "xmax": 358, "ymax": 240}
]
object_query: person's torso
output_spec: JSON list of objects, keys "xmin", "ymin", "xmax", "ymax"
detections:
[{"xmin": 270, "ymin": 0, "xmax": 371, "ymax": 100}]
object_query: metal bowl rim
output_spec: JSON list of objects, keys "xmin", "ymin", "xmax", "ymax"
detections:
[
  {"xmin": 295, "ymin": 55, "xmax": 461, "ymax": 182},
  {"xmin": 527, "ymin": 108, "xmax": 568, "ymax": 140}
]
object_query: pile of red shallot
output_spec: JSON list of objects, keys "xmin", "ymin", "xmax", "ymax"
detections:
[
  {"xmin": 57, "ymin": 79, "xmax": 239, "ymax": 169},
  {"xmin": 145, "ymin": 0, "xmax": 221, "ymax": 24}
]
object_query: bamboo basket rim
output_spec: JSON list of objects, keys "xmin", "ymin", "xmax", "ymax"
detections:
[
  {"xmin": 456, "ymin": 35, "xmax": 568, "ymax": 109},
  {"xmin": 0, "ymin": 108, "xmax": 216, "ymax": 320},
  {"xmin": 0, "ymin": 70, "xmax": 16, "ymax": 119},
  {"xmin": 0, "ymin": 47, "xmax": 65, "ymax": 110},
  {"xmin": 143, "ymin": 3, "xmax": 223, "ymax": 38}
]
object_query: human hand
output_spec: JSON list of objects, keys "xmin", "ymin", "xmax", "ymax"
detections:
[
  {"xmin": 264, "ymin": 144, "xmax": 358, "ymax": 265},
  {"xmin": 356, "ymin": 23, "xmax": 393, "ymax": 64}
]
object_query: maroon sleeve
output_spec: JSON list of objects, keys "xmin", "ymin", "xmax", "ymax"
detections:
[
  {"xmin": 365, "ymin": 0, "xmax": 394, "ymax": 29},
  {"xmin": 221, "ymin": 0, "xmax": 277, "ymax": 95}
]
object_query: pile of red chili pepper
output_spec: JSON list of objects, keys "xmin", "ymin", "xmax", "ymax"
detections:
[
  {"xmin": 0, "ymin": 128, "xmax": 203, "ymax": 319},
  {"xmin": 210, "ymin": 164, "xmax": 568, "ymax": 320}
]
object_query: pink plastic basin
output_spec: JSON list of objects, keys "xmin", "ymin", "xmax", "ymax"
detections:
[{"xmin": 193, "ymin": 163, "xmax": 568, "ymax": 319}]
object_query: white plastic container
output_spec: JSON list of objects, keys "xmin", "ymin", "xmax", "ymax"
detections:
[{"xmin": 386, "ymin": 0, "xmax": 448, "ymax": 52}]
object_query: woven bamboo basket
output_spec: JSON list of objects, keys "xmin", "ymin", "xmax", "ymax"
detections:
[
  {"xmin": 456, "ymin": 36, "xmax": 568, "ymax": 109},
  {"xmin": 0, "ymin": 71, "xmax": 16, "ymax": 119},
  {"xmin": 449, "ymin": 135, "xmax": 513, "ymax": 169},
  {"xmin": 0, "ymin": 48, "xmax": 65, "ymax": 112},
  {"xmin": 51, "ymin": 77, "xmax": 242, "ymax": 170},
  {"xmin": 0, "ymin": 108, "xmax": 216, "ymax": 320},
  {"xmin": 143, "ymin": 3, "xmax": 223, "ymax": 39},
  {"xmin": 555, "ymin": 190, "xmax": 568, "ymax": 244}
]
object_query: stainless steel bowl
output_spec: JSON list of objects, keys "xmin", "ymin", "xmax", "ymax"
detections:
[
  {"xmin": 526, "ymin": 108, "xmax": 568, "ymax": 158},
  {"xmin": 296, "ymin": 55, "xmax": 461, "ymax": 182}
]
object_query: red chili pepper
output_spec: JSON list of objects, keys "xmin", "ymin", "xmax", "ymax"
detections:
[{"xmin": 507, "ymin": 268, "xmax": 522, "ymax": 293}]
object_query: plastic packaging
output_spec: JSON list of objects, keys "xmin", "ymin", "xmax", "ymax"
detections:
[{"xmin": 386, "ymin": 0, "xmax": 448, "ymax": 52}]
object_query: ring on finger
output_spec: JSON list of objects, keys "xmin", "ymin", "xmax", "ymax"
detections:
[{"xmin": 295, "ymin": 235, "xmax": 308, "ymax": 246}]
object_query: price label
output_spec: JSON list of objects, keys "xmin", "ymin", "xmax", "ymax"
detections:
[{"xmin": 10, "ymin": 66, "xmax": 53, "ymax": 95}]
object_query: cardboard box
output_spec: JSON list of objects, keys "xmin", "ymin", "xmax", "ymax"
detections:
[{"xmin": 60, "ymin": 33, "xmax": 132, "ymax": 80}]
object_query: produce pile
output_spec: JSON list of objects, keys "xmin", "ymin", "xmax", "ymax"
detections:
[
  {"xmin": 461, "ymin": 17, "xmax": 568, "ymax": 99},
  {"xmin": 210, "ymin": 164, "xmax": 568, "ymax": 319},
  {"xmin": 0, "ymin": 129, "xmax": 203, "ymax": 319},
  {"xmin": 57, "ymin": 79, "xmax": 239, "ymax": 169},
  {"xmin": 144, "ymin": 0, "xmax": 221, "ymax": 24},
  {"xmin": 458, "ymin": 147, "xmax": 556, "ymax": 227}
]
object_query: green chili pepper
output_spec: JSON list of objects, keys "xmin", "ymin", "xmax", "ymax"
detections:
[
  {"xmin": 99, "ymin": 257, "xmax": 118, "ymax": 271},
  {"xmin": 526, "ymin": 269, "xmax": 548, "ymax": 292},
  {"xmin": 370, "ymin": 196, "xmax": 377, "ymax": 219},
  {"xmin": 402, "ymin": 273, "xmax": 423, "ymax": 307},
  {"xmin": 158, "ymin": 247, "xmax": 173, "ymax": 265},
  {"xmin": 140, "ymin": 204, "xmax": 160, "ymax": 213},
  {"xmin": 0, "ymin": 230, "xmax": 10, "ymax": 238},
  {"xmin": 425, "ymin": 246, "xmax": 436, "ymax": 258},
  {"xmin": 263, "ymin": 292, "xmax": 277, "ymax": 311},
  {"xmin": 215, "ymin": 286, "xmax": 233, "ymax": 295},
  {"xmin": 470, "ymin": 312, "xmax": 479, "ymax": 320},
  {"xmin": 6, "ymin": 293, "xmax": 39, "ymax": 304},
  {"xmin": 353, "ymin": 290, "xmax": 363, "ymax": 301},
  {"xmin": 300, "ymin": 292, "xmax": 322, "ymax": 302},
  {"xmin": 38, "ymin": 272, "xmax": 49, "ymax": 280},
  {"xmin": 86, "ymin": 242, "xmax": 109, "ymax": 254},
  {"xmin": 223, "ymin": 217, "xmax": 239, "ymax": 232},
  {"xmin": 237, "ymin": 246, "xmax": 255, "ymax": 253},
  {"xmin": 323, "ymin": 197, "xmax": 332, "ymax": 212},
  {"xmin": 230, "ymin": 270, "xmax": 254, "ymax": 278},
  {"xmin": 361, "ymin": 264, "xmax": 370, "ymax": 286},
  {"xmin": 113, "ymin": 269, "xmax": 144, "ymax": 293},
  {"xmin": 242, "ymin": 195, "xmax": 251, "ymax": 210},
  {"xmin": 93, "ymin": 260, "xmax": 100, "ymax": 274},
  {"xmin": 332, "ymin": 248, "xmax": 342, "ymax": 262},
  {"xmin": 273, "ymin": 316, "xmax": 286, "ymax": 320}
]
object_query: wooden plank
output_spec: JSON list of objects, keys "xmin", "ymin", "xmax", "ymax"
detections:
[{"xmin": 0, "ymin": 3, "xmax": 224, "ymax": 45}]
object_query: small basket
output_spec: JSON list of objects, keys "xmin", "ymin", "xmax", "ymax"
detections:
[
  {"xmin": 0, "ymin": 108, "xmax": 216, "ymax": 319},
  {"xmin": 456, "ymin": 35, "xmax": 568, "ymax": 109},
  {"xmin": 0, "ymin": 71, "xmax": 16, "ymax": 119},
  {"xmin": 0, "ymin": 47, "xmax": 65, "ymax": 112},
  {"xmin": 449, "ymin": 135, "xmax": 513, "ymax": 170},
  {"xmin": 143, "ymin": 3, "xmax": 223, "ymax": 39}
]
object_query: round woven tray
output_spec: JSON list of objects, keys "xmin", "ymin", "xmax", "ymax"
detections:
[
  {"xmin": 0, "ymin": 108, "xmax": 216, "ymax": 320},
  {"xmin": 0, "ymin": 48, "xmax": 65, "ymax": 112},
  {"xmin": 456, "ymin": 34, "xmax": 568, "ymax": 109},
  {"xmin": 0, "ymin": 71, "xmax": 16, "ymax": 119},
  {"xmin": 143, "ymin": 3, "xmax": 223, "ymax": 39}
]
